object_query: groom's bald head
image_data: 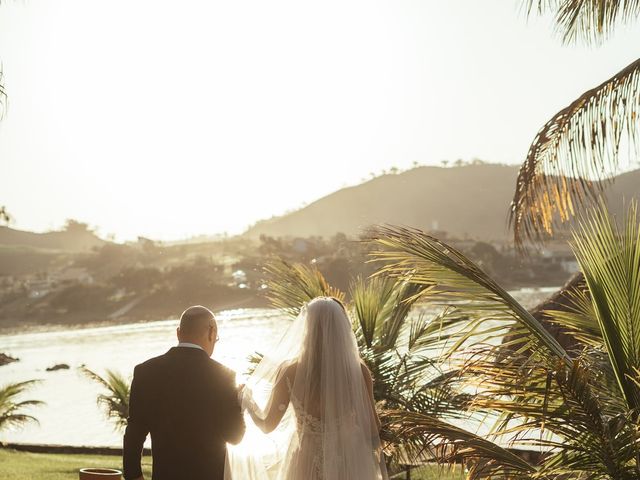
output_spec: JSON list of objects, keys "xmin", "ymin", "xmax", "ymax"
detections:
[{"xmin": 177, "ymin": 305, "xmax": 218, "ymax": 356}]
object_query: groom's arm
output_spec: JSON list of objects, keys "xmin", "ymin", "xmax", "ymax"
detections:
[
  {"xmin": 123, "ymin": 365, "xmax": 150, "ymax": 480},
  {"xmin": 218, "ymin": 370, "xmax": 245, "ymax": 445}
]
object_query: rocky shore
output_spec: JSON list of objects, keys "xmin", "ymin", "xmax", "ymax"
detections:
[{"xmin": 0, "ymin": 352, "xmax": 19, "ymax": 366}]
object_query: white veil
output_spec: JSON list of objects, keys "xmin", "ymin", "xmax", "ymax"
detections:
[{"xmin": 226, "ymin": 297, "xmax": 387, "ymax": 480}]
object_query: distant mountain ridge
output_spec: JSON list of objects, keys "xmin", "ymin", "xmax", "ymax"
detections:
[
  {"xmin": 0, "ymin": 225, "xmax": 106, "ymax": 252},
  {"xmin": 244, "ymin": 164, "xmax": 640, "ymax": 241}
]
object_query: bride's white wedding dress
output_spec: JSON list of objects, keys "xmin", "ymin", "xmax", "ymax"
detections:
[{"xmin": 225, "ymin": 297, "xmax": 387, "ymax": 480}]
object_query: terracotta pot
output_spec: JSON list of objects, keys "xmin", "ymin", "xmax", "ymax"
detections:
[{"xmin": 79, "ymin": 468, "xmax": 123, "ymax": 479}]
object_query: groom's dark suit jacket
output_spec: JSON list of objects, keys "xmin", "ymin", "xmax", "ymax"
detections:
[{"xmin": 123, "ymin": 346, "xmax": 245, "ymax": 480}]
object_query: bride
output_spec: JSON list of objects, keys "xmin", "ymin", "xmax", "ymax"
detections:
[{"xmin": 225, "ymin": 296, "xmax": 388, "ymax": 480}]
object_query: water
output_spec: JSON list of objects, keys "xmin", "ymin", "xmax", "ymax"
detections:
[
  {"xmin": 0, "ymin": 287, "xmax": 557, "ymax": 447},
  {"xmin": 0, "ymin": 308, "xmax": 292, "ymax": 447}
]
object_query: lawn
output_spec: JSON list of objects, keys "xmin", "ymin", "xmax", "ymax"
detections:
[
  {"xmin": 0, "ymin": 449, "xmax": 152, "ymax": 480},
  {"xmin": 390, "ymin": 464, "xmax": 465, "ymax": 479},
  {"xmin": 0, "ymin": 448, "xmax": 464, "ymax": 479}
]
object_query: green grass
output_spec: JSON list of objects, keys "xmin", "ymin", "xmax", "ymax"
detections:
[
  {"xmin": 390, "ymin": 464, "xmax": 465, "ymax": 480},
  {"xmin": 0, "ymin": 448, "xmax": 464, "ymax": 480},
  {"xmin": 0, "ymin": 449, "xmax": 152, "ymax": 480}
]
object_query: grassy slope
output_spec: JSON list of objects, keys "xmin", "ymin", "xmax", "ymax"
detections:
[{"xmin": 0, "ymin": 449, "xmax": 463, "ymax": 479}]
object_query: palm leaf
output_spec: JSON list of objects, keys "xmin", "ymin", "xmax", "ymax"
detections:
[
  {"xmin": 383, "ymin": 410, "xmax": 538, "ymax": 479},
  {"xmin": 368, "ymin": 225, "xmax": 571, "ymax": 363},
  {"xmin": 0, "ymin": 66, "xmax": 5, "ymax": 120},
  {"xmin": 526, "ymin": 0, "xmax": 640, "ymax": 45},
  {"xmin": 544, "ymin": 285, "xmax": 602, "ymax": 347},
  {"xmin": 570, "ymin": 199, "xmax": 640, "ymax": 412},
  {"xmin": 351, "ymin": 275, "xmax": 396, "ymax": 348},
  {"xmin": 263, "ymin": 259, "xmax": 345, "ymax": 318},
  {"xmin": 80, "ymin": 366, "xmax": 130, "ymax": 429},
  {"xmin": 509, "ymin": 55, "xmax": 640, "ymax": 247},
  {"xmin": 467, "ymin": 356, "xmax": 638, "ymax": 479},
  {"xmin": 0, "ymin": 380, "xmax": 44, "ymax": 431}
]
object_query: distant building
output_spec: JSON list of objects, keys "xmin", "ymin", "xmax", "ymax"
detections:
[
  {"xmin": 232, "ymin": 270, "xmax": 247, "ymax": 285},
  {"xmin": 539, "ymin": 243, "xmax": 580, "ymax": 274}
]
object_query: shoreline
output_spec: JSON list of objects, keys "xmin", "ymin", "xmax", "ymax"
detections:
[
  {"xmin": 0, "ymin": 295, "xmax": 270, "ymax": 336},
  {"xmin": 1, "ymin": 442, "xmax": 151, "ymax": 457},
  {"xmin": 0, "ymin": 284, "xmax": 560, "ymax": 336}
]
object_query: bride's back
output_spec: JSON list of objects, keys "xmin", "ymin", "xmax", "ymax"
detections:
[{"xmin": 228, "ymin": 296, "xmax": 386, "ymax": 479}]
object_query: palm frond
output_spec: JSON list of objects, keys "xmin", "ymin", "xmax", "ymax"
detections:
[
  {"xmin": 570, "ymin": 199, "xmax": 640, "ymax": 412},
  {"xmin": 380, "ymin": 282, "xmax": 426, "ymax": 350},
  {"xmin": 351, "ymin": 275, "xmax": 396, "ymax": 348},
  {"xmin": 526, "ymin": 0, "xmax": 640, "ymax": 45},
  {"xmin": 0, "ymin": 66, "xmax": 6, "ymax": 120},
  {"xmin": 263, "ymin": 259, "xmax": 345, "ymax": 318},
  {"xmin": 467, "ymin": 356, "xmax": 638, "ymax": 479},
  {"xmin": 368, "ymin": 225, "xmax": 571, "ymax": 363},
  {"xmin": 509, "ymin": 56, "xmax": 640, "ymax": 247},
  {"xmin": 80, "ymin": 366, "xmax": 130, "ymax": 429},
  {"xmin": 383, "ymin": 410, "xmax": 538, "ymax": 479},
  {"xmin": 544, "ymin": 285, "xmax": 602, "ymax": 347},
  {"xmin": 0, "ymin": 380, "xmax": 43, "ymax": 432}
]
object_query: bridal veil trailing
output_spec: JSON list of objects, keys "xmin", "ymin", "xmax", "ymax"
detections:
[{"xmin": 225, "ymin": 297, "xmax": 387, "ymax": 480}]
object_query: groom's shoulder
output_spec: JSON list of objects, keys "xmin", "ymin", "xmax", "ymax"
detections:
[
  {"xmin": 208, "ymin": 358, "xmax": 236, "ymax": 380},
  {"xmin": 133, "ymin": 352, "xmax": 170, "ymax": 374}
]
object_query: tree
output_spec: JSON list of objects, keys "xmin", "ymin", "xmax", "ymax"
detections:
[
  {"xmin": 0, "ymin": 380, "xmax": 44, "ymax": 433},
  {"xmin": 368, "ymin": 200, "xmax": 640, "ymax": 478},
  {"xmin": 111, "ymin": 267, "xmax": 163, "ymax": 295},
  {"xmin": 510, "ymin": 0, "xmax": 640, "ymax": 248},
  {"xmin": 80, "ymin": 366, "xmax": 130, "ymax": 430},
  {"xmin": 0, "ymin": 206, "xmax": 10, "ymax": 224},
  {"xmin": 64, "ymin": 219, "xmax": 92, "ymax": 234}
]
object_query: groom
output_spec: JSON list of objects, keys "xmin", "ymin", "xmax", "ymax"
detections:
[{"xmin": 123, "ymin": 305, "xmax": 245, "ymax": 480}]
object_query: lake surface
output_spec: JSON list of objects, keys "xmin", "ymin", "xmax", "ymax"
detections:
[{"xmin": 0, "ymin": 288, "xmax": 557, "ymax": 447}]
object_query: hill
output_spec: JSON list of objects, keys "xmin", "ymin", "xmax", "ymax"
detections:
[
  {"xmin": 244, "ymin": 164, "xmax": 640, "ymax": 241},
  {"xmin": 0, "ymin": 225, "xmax": 106, "ymax": 253}
]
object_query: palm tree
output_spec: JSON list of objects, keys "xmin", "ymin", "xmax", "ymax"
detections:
[
  {"xmin": 0, "ymin": 380, "xmax": 43, "ymax": 433},
  {"xmin": 510, "ymin": 0, "xmax": 640, "ymax": 248},
  {"xmin": 263, "ymin": 260, "xmax": 469, "ymax": 470},
  {"xmin": 368, "ymin": 200, "xmax": 640, "ymax": 478},
  {"xmin": 80, "ymin": 366, "xmax": 130, "ymax": 430},
  {"xmin": 0, "ymin": 206, "xmax": 10, "ymax": 224}
]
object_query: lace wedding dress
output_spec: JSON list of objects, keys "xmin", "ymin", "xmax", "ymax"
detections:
[{"xmin": 225, "ymin": 297, "xmax": 387, "ymax": 480}]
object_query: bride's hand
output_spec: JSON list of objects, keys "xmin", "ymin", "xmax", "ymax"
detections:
[{"xmin": 238, "ymin": 385, "xmax": 258, "ymax": 413}]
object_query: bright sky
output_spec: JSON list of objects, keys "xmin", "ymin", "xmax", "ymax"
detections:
[{"xmin": 0, "ymin": 0, "xmax": 638, "ymax": 241}]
